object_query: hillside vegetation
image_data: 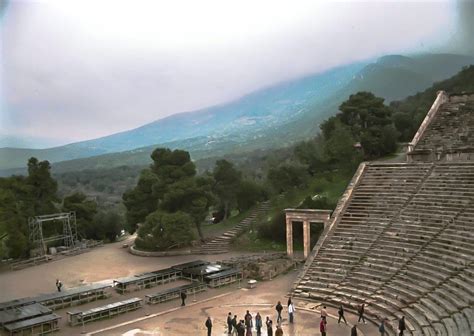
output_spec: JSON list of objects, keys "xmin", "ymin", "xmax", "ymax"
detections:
[{"xmin": 1, "ymin": 53, "xmax": 473, "ymax": 172}]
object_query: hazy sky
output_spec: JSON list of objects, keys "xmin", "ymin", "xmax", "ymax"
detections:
[{"xmin": 0, "ymin": 0, "xmax": 463, "ymax": 147}]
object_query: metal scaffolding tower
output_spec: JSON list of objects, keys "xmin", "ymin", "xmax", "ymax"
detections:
[{"xmin": 28, "ymin": 212, "xmax": 77, "ymax": 256}]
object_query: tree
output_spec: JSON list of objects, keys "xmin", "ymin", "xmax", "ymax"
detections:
[
  {"xmin": 320, "ymin": 92, "xmax": 397, "ymax": 159},
  {"xmin": 124, "ymin": 148, "xmax": 214, "ymax": 246},
  {"xmin": 160, "ymin": 176, "xmax": 214, "ymax": 240},
  {"xmin": 236, "ymin": 180, "xmax": 266, "ymax": 212},
  {"xmin": 294, "ymin": 136, "xmax": 328, "ymax": 175},
  {"xmin": 93, "ymin": 211, "xmax": 124, "ymax": 242},
  {"xmin": 26, "ymin": 158, "xmax": 58, "ymax": 214},
  {"xmin": 324, "ymin": 121, "xmax": 362, "ymax": 169},
  {"xmin": 135, "ymin": 211, "xmax": 195, "ymax": 251},
  {"xmin": 123, "ymin": 169, "xmax": 159, "ymax": 233},
  {"xmin": 63, "ymin": 192, "xmax": 98, "ymax": 239},
  {"xmin": 0, "ymin": 186, "xmax": 29, "ymax": 258},
  {"xmin": 267, "ymin": 164, "xmax": 309, "ymax": 193},
  {"xmin": 212, "ymin": 160, "xmax": 242, "ymax": 219}
]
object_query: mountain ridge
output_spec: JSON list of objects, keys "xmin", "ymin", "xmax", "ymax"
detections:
[{"xmin": 1, "ymin": 52, "xmax": 473, "ymax": 172}]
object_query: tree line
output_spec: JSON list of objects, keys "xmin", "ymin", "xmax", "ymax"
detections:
[
  {"xmin": 123, "ymin": 148, "xmax": 267, "ymax": 251},
  {"xmin": 0, "ymin": 158, "xmax": 123, "ymax": 259}
]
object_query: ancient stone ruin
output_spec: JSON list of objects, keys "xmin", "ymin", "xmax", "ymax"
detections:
[{"xmin": 292, "ymin": 91, "xmax": 474, "ymax": 335}]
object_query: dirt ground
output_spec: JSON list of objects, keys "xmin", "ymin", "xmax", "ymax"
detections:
[
  {"xmin": 0, "ymin": 240, "xmax": 382, "ymax": 336},
  {"xmin": 0, "ymin": 238, "xmax": 252, "ymax": 301}
]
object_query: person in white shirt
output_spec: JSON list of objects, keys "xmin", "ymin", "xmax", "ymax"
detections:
[{"xmin": 288, "ymin": 302, "xmax": 295, "ymax": 323}]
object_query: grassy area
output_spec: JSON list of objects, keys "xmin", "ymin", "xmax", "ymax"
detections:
[
  {"xmin": 232, "ymin": 229, "xmax": 287, "ymax": 252},
  {"xmin": 201, "ymin": 208, "xmax": 252, "ymax": 238},
  {"xmin": 234, "ymin": 169, "xmax": 354, "ymax": 252}
]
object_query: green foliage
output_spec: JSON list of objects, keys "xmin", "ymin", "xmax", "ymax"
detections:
[
  {"xmin": 122, "ymin": 169, "xmax": 159, "ymax": 233},
  {"xmin": 135, "ymin": 211, "xmax": 195, "ymax": 250},
  {"xmin": 391, "ymin": 65, "xmax": 474, "ymax": 141},
  {"xmin": 26, "ymin": 158, "xmax": 59, "ymax": 214},
  {"xmin": 161, "ymin": 176, "xmax": 214, "ymax": 239},
  {"xmin": 0, "ymin": 158, "xmax": 59, "ymax": 258},
  {"xmin": 293, "ymin": 136, "xmax": 328, "ymax": 175},
  {"xmin": 92, "ymin": 211, "xmax": 124, "ymax": 242},
  {"xmin": 124, "ymin": 148, "xmax": 214, "ymax": 246},
  {"xmin": 212, "ymin": 160, "xmax": 242, "ymax": 218},
  {"xmin": 298, "ymin": 195, "xmax": 336, "ymax": 210},
  {"xmin": 62, "ymin": 192, "xmax": 98, "ymax": 239},
  {"xmin": 236, "ymin": 180, "xmax": 266, "ymax": 212},
  {"xmin": 267, "ymin": 164, "xmax": 309, "ymax": 193},
  {"xmin": 320, "ymin": 91, "xmax": 398, "ymax": 159}
]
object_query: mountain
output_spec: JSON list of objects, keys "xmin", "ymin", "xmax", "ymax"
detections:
[
  {"xmin": 1, "ymin": 53, "xmax": 474, "ymax": 173},
  {"xmin": 0, "ymin": 62, "xmax": 367, "ymax": 170}
]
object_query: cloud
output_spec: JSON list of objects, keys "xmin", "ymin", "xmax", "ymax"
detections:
[{"xmin": 0, "ymin": 0, "xmax": 458, "ymax": 146}]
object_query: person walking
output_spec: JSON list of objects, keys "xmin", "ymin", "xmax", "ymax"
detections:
[
  {"xmin": 180, "ymin": 291, "xmax": 187, "ymax": 306},
  {"xmin": 379, "ymin": 319, "xmax": 387, "ymax": 336},
  {"xmin": 398, "ymin": 316, "xmax": 406, "ymax": 336},
  {"xmin": 275, "ymin": 325, "xmax": 284, "ymax": 336},
  {"xmin": 231, "ymin": 315, "xmax": 238, "ymax": 336},
  {"xmin": 320, "ymin": 317, "xmax": 327, "ymax": 336},
  {"xmin": 255, "ymin": 312, "xmax": 262, "ymax": 335},
  {"xmin": 227, "ymin": 312, "xmax": 233, "ymax": 334},
  {"xmin": 205, "ymin": 316, "xmax": 212, "ymax": 336},
  {"xmin": 288, "ymin": 301, "xmax": 295, "ymax": 323},
  {"xmin": 357, "ymin": 303, "xmax": 366, "ymax": 324},
  {"xmin": 338, "ymin": 305, "xmax": 347, "ymax": 324},
  {"xmin": 56, "ymin": 279, "xmax": 62, "ymax": 292},
  {"xmin": 266, "ymin": 317, "xmax": 273, "ymax": 336},
  {"xmin": 275, "ymin": 301, "xmax": 283, "ymax": 323},
  {"xmin": 351, "ymin": 325, "xmax": 358, "ymax": 336}
]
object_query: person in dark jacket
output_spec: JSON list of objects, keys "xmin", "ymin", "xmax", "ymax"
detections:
[
  {"xmin": 231, "ymin": 315, "xmax": 238, "ymax": 336},
  {"xmin": 237, "ymin": 320, "xmax": 246, "ymax": 336},
  {"xmin": 351, "ymin": 325, "xmax": 358, "ymax": 336},
  {"xmin": 379, "ymin": 319, "xmax": 387, "ymax": 336},
  {"xmin": 244, "ymin": 310, "xmax": 253, "ymax": 334},
  {"xmin": 255, "ymin": 312, "xmax": 262, "ymax": 335},
  {"xmin": 266, "ymin": 316, "xmax": 273, "ymax": 336},
  {"xmin": 357, "ymin": 303, "xmax": 366, "ymax": 323},
  {"xmin": 227, "ymin": 312, "xmax": 233, "ymax": 334},
  {"xmin": 205, "ymin": 316, "xmax": 212, "ymax": 336},
  {"xmin": 180, "ymin": 291, "xmax": 187, "ymax": 306},
  {"xmin": 398, "ymin": 316, "xmax": 406, "ymax": 336},
  {"xmin": 338, "ymin": 305, "xmax": 347, "ymax": 324},
  {"xmin": 275, "ymin": 301, "xmax": 283, "ymax": 323}
]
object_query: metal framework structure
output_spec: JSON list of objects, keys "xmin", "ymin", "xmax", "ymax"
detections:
[{"xmin": 28, "ymin": 212, "xmax": 77, "ymax": 256}]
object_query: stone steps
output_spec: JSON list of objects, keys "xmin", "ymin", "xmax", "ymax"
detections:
[
  {"xmin": 192, "ymin": 200, "xmax": 271, "ymax": 254},
  {"xmin": 292, "ymin": 159, "xmax": 474, "ymax": 335}
]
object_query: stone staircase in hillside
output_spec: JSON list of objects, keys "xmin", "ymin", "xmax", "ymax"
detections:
[{"xmin": 193, "ymin": 201, "xmax": 271, "ymax": 255}]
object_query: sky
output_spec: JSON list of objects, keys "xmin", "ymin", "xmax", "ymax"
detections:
[{"xmin": 0, "ymin": 0, "xmax": 466, "ymax": 148}]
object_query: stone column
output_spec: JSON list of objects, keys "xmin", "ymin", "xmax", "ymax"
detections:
[
  {"xmin": 286, "ymin": 217, "xmax": 293, "ymax": 258},
  {"xmin": 303, "ymin": 220, "xmax": 310, "ymax": 258}
]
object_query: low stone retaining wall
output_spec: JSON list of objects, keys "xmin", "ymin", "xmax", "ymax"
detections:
[{"xmin": 129, "ymin": 244, "xmax": 192, "ymax": 257}]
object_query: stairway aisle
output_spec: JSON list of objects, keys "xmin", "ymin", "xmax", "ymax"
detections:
[{"xmin": 193, "ymin": 201, "xmax": 271, "ymax": 254}]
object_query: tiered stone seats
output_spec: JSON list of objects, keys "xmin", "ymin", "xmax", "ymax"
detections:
[
  {"xmin": 411, "ymin": 94, "xmax": 474, "ymax": 161},
  {"xmin": 294, "ymin": 163, "xmax": 432, "ymax": 299},
  {"xmin": 293, "ymin": 162, "xmax": 474, "ymax": 336}
]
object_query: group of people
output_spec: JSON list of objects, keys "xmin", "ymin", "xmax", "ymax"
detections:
[
  {"xmin": 202, "ymin": 301, "xmax": 407, "ymax": 336},
  {"xmin": 221, "ymin": 310, "xmax": 283, "ymax": 336}
]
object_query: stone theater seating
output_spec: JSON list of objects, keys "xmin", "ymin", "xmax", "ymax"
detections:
[{"xmin": 292, "ymin": 92, "xmax": 474, "ymax": 336}]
